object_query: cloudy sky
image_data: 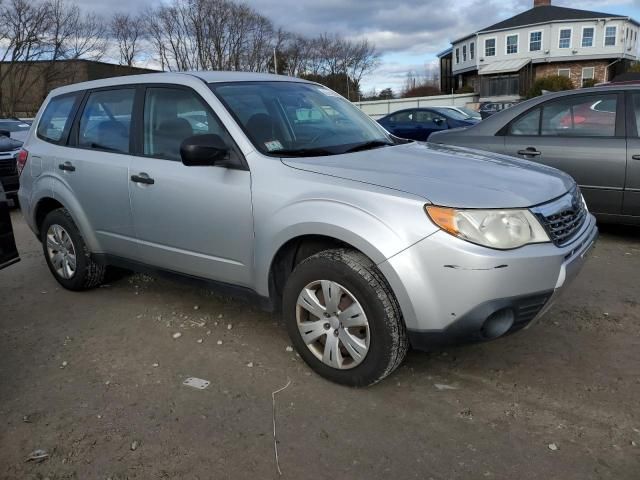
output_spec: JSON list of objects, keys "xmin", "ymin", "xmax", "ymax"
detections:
[{"xmin": 80, "ymin": 0, "xmax": 640, "ymax": 93}]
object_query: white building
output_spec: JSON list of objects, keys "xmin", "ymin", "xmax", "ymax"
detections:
[{"xmin": 439, "ymin": 0, "xmax": 640, "ymax": 101}]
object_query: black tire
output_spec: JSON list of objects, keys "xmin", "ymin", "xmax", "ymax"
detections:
[
  {"xmin": 41, "ymin": 208, "xmax": 105, "ymax": 291},
  {"xmin": 283, "ymin": 249, "xmax": 408, "ymax": 387}
]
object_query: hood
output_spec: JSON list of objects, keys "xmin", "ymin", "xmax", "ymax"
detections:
[
  {"xmin": 0, "ymin": 135, "xmax": 22, "ymax": 153},
  {"xmin": 10, "ymin": 130, "xmax": 28, "ymax": 143},
  {"xmin": 281, "ymin": 142, "xmax": 574, "ymax": 208}
]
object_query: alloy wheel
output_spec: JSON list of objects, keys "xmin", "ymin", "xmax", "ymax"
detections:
[{"xmin": 46, "ymin": 224, "xmax": 77, "ymax": 280}]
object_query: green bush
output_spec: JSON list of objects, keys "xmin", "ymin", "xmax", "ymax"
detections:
[
  {"xmin": 581, "ymin": 78, "xmax": 597, "ymax": 88},
  {"xmin": 527, "ymin": 75, "xmax": 574, "ymax": 98}
]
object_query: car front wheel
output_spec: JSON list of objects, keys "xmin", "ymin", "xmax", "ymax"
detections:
[{"xmin": 283, "ymin": 249, "xmax": 408, "ymax": 386}]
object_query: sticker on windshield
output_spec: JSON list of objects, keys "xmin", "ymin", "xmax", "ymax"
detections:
[{"xmin": 264, "ymin": 140, "xmax": 283, "ymax": 151}]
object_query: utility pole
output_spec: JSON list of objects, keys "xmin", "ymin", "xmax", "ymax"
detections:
[{"xmin": 273, "ymin": 48, "xmax": 278, "ymax": 75}]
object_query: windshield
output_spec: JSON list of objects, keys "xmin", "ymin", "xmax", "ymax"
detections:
[
  {"xmin": 0, "ymin": 121, "xmax": 30, "ymax": 133},
  {"xmin": 456, "ymin": 107, "xmax": 480, "ymax": 118},
  {"xmin": 210, "ymin": 81, "xmax": 395, "ymax": 156},
  {"xmin": 432, "ymin": 108, "xmax": 469, "ymax": 121}
]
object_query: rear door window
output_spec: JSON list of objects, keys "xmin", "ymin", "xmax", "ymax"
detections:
[
  {"xmin": 388, "ymin": 110, "xmax": 414, "ymax": 123},
  {"xmin": 78, "ymin": 89, "xmax": 135, "ymax": 153},
  {"xmin": 37, "ymin": 94, "xmax": 80, "ymax": 144},
  {"xmin": 540, "ymin": 94, "xmax": 617, "ymax": 137}
]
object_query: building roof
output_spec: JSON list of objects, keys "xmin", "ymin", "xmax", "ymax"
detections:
[
  {"xmin": 480, "ymin": 5, "xmax": 622, "ymax": 32},
  {"xmin": 452, "ymin": 5, "xmax": 636, "ymax": 43}
]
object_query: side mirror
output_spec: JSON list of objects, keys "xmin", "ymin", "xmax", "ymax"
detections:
[
  {"xmin": 0, "ymin": 130, "xmax": 10, "ymax": 138},
  {"xmin": 433, "ymin": 118, "xmax": 444, "ymax": 126},
  {"xmin": 180, "ymin": 134, "xmax": 232, "ymax": 167}
]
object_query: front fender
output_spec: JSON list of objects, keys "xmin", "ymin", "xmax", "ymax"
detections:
[{"xmin": 254, "ymin": 197, "xmax": 420, "ymax": 298}]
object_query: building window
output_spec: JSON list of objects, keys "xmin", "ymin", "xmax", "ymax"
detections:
[
  {"xmin": 558, "ymin": 68, "xmax": 571, "ymax": 78},
  {"xmin": 463, "ymin": 44, "xmax": 467, "ymax": 62},
  {"xmin": 581, "ymin": 67, "xmax": 595, "ymax": 87},
  {"xmin": 529, "ymin": 31, "xmax": 542, "ymax": 51},
  {"xmin": 455, "ymin": 48, "xmax": 459, "ymax": 64},
  {"xmin": 559, "ymin": 29, "xmax": 572, "ymax": 49},
  {"xmin": 470, "ymin": 42, "xmax": 475, "ymax": 59},
  {"xmin": 605, "ymin": 26, "xmax": 617, "ymax": 46},
  {"xmin": 582, "ymin": 27, "xmax": 594, "ymax": 47},
  {"xmin": 485, "ymin": 38, "xmax": 496, "ymax": 57},
  {"xmin": 506, "ymin": 34, "xmax": 518, "ymax": 54}
]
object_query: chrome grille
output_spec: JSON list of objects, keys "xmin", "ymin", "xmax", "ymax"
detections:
[{"xmin": 532, "ymin": 188, "xmax": 586, "ymax": 247}]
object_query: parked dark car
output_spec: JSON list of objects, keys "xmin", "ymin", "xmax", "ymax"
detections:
[
  {"xmin": 0, "ymin": 182, "xmax": 19, "ymax": 270},
  {"xmin": 377, "ymin": 107, "xmax": 479, "ymax": 141},
  {"xmin": 428, "ymin": 86, "xmax": 640, "ymax": 224},
  {"xmin": 0, "ymin": 130, "xmax": 23, "ymax": 202},
  {"xmin": 479, "ymin": 102, "xmax": 517, "ymax": 119}
]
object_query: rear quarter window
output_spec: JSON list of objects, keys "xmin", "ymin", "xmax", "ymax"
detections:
[{"xmin": 37, "ymin": 93, "xmax": 80, "ymax": 144}]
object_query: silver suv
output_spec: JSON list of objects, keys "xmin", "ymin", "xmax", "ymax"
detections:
[{"xmin": 18, "ymin": 72, "xmax": 598, "ymax": 386}]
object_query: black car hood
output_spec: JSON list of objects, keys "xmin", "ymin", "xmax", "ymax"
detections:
[{"xmin": 282, "ymin": 141, "xmax": 575, "ymax": 208}]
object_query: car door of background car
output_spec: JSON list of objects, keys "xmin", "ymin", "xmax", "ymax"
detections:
[
  {"xmin": 57, "ymin": 87, "xmax": 139, "ymax": 258},
  {"xmin": 623, "ymin": 92, "xmax": 640, "ymax": 217},
  {"xmin": 414, "ymin": 110, "xmax": 447, "ymax": 140},
  {"xmin": 0, "ymin": 183, "xmax": 19, "ymax": 269},
  {"xmin": 128, "ymin": 85, "xmax": 253, "ymax": 286},
  {"xmin": 380, "ymin": 110, "xmax": 417, "ymax": 140},
  {"xmin": 504, "ymin": 92, "xmax": 626, "ymax": 216}
]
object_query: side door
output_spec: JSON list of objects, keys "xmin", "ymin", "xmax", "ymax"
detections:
[
  {"xmin": 504, "ymin": 92, "xmax": 626, "ymax": 215},
  {"xmin": 128, "ymin": 85, "xmax": 253, "ymax": 286},
  {"xmin": 381, "ymin": 110, "xmax": 417, "ymax": 140},
  {"xmin": 414, "ymin": 109, "xmax": 447, "ymax": 140},
  {"xmin": 624, "ymin": 92, "xmax": 640, "ymax": 216},
  {"xmin": 58, "ymin": 87, "xmax": 138, "ymax": 258}
]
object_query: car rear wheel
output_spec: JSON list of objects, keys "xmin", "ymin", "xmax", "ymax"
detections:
[
  {"xmin": 283, "ymin": 249, "xmax": 408, "ymax": 386},
  {"xmin": 41, "ymin": 208, "xmax": 105, "ymax": 290}
]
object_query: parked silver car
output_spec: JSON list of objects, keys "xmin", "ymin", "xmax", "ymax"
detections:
[
  {"xmin": 429, "ymin": 86, "xmax": 640, "ymax": 224},
  {"xmin": 18, "ymin": 72, "xmax": 597, "ymax": 386}
]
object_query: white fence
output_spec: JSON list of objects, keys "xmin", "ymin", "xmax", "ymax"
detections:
[{"xmin": 354, "ymin": 93, "xmax": 480, "ymax": 119}]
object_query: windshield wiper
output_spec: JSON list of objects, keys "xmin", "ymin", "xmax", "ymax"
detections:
[
  {"xmin": 273, "ymin": 148, "xmax": 335, "ymax": 157},
  {"xmin": 343, "ymin": 140, "xmax": 393, "ymax": 153}
]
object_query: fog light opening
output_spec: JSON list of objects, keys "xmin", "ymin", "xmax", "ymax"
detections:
[{"xmin": 481, "ymin": 309, "xmax": 514, "ymax": 339}]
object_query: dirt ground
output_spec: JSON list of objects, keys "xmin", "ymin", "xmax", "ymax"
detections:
[{"xmin": 0, "ymin": 211, "xmax": 639, "ymax": 480}]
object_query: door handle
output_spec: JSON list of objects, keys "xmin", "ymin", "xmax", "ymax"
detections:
[
  {"xmin": 58, "ymin": 162, "xmax": 75, "ymax": 172},
  {"xmin": 517, "ymin": 148, "xmax": 541, "ymax": 156},
  {"xmin": 130, "ymin": 173, "xmax": 155, "ymax": 185},
  {"xmin": 632, "ymin": 154, "xmax": 640, "ymax": 160}
]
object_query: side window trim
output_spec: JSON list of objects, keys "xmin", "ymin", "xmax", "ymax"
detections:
[
  {"xmin": 36, "ymin": 92, "xmax": 82, "ymax": 146},
  {"xmin": 137, "ymin": 84, "xmax": 247, "ymax": 169}
]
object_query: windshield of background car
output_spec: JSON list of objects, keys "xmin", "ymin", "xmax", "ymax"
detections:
[
  {"xmin": 433, "ymin": 108, "xmax": 468, "ymax": 121},
  {"xmin": 0, "ymin": 121, "xmax": 30, "ymax": 133},
  {"xmin": 210, "ymin": 82, "xmax": 393, "ymax": 156},
  {"xmin": 456, "ymin": 107, "xmax": 479, "ymax": 118}
]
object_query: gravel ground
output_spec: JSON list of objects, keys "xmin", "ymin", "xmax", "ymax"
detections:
[{"xmin": 1, "ymin": 211, "xmax": 639, "ymax": 479}]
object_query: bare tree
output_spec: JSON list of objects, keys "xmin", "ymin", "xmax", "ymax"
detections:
[{"xmin": 111, "ymin": 13, "xmax": 143, "ymax": 66}]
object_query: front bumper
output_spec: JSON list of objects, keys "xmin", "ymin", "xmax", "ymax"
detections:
[{"xmin": 378, "ymin": 213, "xmax": 598, "ymax": 350}]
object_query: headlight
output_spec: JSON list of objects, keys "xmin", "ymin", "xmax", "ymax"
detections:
[{"xmin": 425, "ymin": 205, "xmax": 550, "ymax": 250}]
